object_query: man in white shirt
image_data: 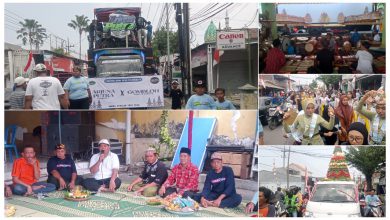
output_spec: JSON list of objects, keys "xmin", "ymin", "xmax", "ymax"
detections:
[
  {"xmin": 373, "ymin": 31, "xmax": 381, "ymax": 42},
  {"xmin": 83, "ymin": 139, "xmax": 122, "ymax": 192},
  {"xmin": 24, "ymin": 64, "xmax": 68, "ymax": 110}
]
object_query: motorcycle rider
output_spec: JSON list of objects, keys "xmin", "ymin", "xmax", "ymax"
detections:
[
  {"xmin": 284, "ymin": 187, "xmax": 300, "ymax": 217},
  {"xmin": 364, "ymin": 189, "xmax": 382, "ymax": 216}
]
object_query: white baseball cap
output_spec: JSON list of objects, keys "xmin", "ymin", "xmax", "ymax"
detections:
[
  {"xmin": 33, "ymin": 63, "xmax": 47, "ymax": 72},
  {"xmin": 14, "ymin": 77, "xmax": 27, "ymax": 86},
  {"xmin": 98, "ymin": 139, "xmax": 110, "ymax": 146}
]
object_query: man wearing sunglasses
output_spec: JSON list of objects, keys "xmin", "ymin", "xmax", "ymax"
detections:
[{"xmin": 46, "ymin": 144, "xmax": 84, "ymax": 190}]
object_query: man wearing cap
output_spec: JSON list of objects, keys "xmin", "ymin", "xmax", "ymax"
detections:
[
  {"xmin": 159, "ymin": 148, "xmax": 199, "ymax": 198},
  {"xmin": 127, "ymin": 148, "xmax": 168, "ymax": 197},
  {"xmin": 83, "ymin": 139, "xmax": 122, "ymax": 192},
  {"xmin": 46, "ymin": 144, "xmax": 84, "ymax": 190},
  {"xmin": 9, "ymin": 77, "xmax": 28, "ymax": 109},
  {"xmin": 166, "ymin": 80, "xmax": 184, "ymax": 109},
  {"xmin": 185, "ymin": 80, "xmax": 216, "ymax": 110},
  {"xmin": 25, "ymin": 63, "xmax": 68, "ymax": 110},
  {"xmin": 193, "ymin": 152, "xmax": 242, "ymax": 208}
]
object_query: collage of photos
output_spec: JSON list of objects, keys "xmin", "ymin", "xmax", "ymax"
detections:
[
  {"xmin": 2, "ymin": 1, "xmax": 387, "ymax": 219},
  {"xmin": 257, "ymin": 2, "xmax": 386, "ymax": 218},
  {"xmin": 3, "ymin": 2, "xmax": 260, "ymax": 218}
]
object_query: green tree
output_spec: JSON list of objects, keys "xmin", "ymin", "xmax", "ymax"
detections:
[
  {"xmin": 345, "ymin": 146, "xmax": 386, "ymax": 190},
  {"xmin": 53, "ymin": 48, "xmax": 65, "ymax": 55},
  {"xmin": 152, "ymin": 27, "xmax": 179, "ymax": 58},
  {"xmin": 68, "ymin": 15, "xmax": 89, "ymax": 59},
  {"xmin": 317, "ymin": 75, "xmax": 342, "ymax": 90},
  {"xmin": 16, "ymin": 19, "xmax": 47, "ymax": 50},
  {"xmin": 309, "ymin": 80, "xmax": 318, "ymax": 90}
]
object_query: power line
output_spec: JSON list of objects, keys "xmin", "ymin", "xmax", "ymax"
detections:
[
  {"xmin": 190, "ymin": 3, "xmax": 234, "ymax": 28},
  {"xmin": 244, "ymin": 9, "xmax": 258, "ymax": 27},
  {"xmin": 152, "ymin": 4, "xmax": 161, "ymax": 25},
  {"xmin": 146, "ymin": 3, "xmax": 151, "ymax": 18}
]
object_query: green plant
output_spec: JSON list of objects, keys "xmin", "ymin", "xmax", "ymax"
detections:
[{"xmin": 150, "ymin": 110, "xmax": 176, "ymax": 160}]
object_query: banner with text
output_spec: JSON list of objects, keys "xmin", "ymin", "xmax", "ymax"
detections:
[{"xmin": 88, "ymin": 76, "xmax": 164, "ymax": 109}]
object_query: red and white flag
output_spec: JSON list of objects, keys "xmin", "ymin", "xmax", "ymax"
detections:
[
  {"xmin": 213, "ymin": 49, "xmax": 224, "ymax": 67},
  {"xmin": 23, "ymin": 51, "xmax": 35, "ymax": 73}
]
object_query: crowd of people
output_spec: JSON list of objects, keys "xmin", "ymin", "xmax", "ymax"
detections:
[
  {"xmin": 259, "ymin": 186, "xmax": 308, "ymax": 217},
  {"xmin": 9, "ymin": 64, "xmax": 91, "ymax": 110},
  {"xmin": 267, "ymin": 87, "xmax": 385, "ymax": 145},
  {"xmin": 6, "ymin": 140, "xmax": 259, "ymax": 214},
  {"xmin": 263, "ymin": 29, "xmax": 381, "ymax": 74}
]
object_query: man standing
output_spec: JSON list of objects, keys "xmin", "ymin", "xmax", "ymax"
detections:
[
  {"xmin": 25, "ymin": 64, "xmax": 68, "ymax": 110},
  {"xmin": 166, "ymin": 80, "xmax": 184, "ymax": 109},
  {"xmin": 63, "ymin": 66, "xmax": 92, "ymax": 109},
  {"xmin": 193, "ymin": 152, "xmax": 242, "ymax": 208},
  {"xmin": 11, "ymin": 146, "xmax": 56, "ymax": 195},
  {"xmin": 127, "ymin": 148, "xmax": 168, "ymax": 197},
  {"xmin": 185, "ymin": 80, "xmax": 216, "ymax": 110},
  {"xmin": 263, "ymin": 39, "xmax": 286, "ymax": 73},
  {"xmin": 315, "ymin": 40, "xmax": 334, "ymax": 73},
  {"xmin": 159, "ymin": 148, "xmax": 199, "ymax": 198},
  {"xmin": 83, "ymin": 139, "xmax": 121, "ymax": 192},
  {"xmin": 146, "ymin": 21, "xmax": 153, "ymax": 47},
  {"xmin": 46, "ymin": 144, "xmax": 84, "ymax": 190},
  {"xmin": 9, "ymin": 76, "xmax": 28, "ymax": 109}
]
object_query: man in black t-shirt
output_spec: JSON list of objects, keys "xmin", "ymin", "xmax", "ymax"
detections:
[
  {"xmin": 168, "ymin": 80, "xmax": 184, "ymax": 109},
  {"xmin": 315, "ymin": 40, "xmax": 335, "ymax": 73},
  {"xmin": 127, "ymin": 148, "xmax": 168, "ymax": 197},
  {"xmin": 46, "ymin": 144, "xmax": 83, "ymax": 190}
]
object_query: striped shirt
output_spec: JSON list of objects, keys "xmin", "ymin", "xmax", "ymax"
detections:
[{"xmin": 9, "ymin": 88, "xmax": 25, "ymax": 109}]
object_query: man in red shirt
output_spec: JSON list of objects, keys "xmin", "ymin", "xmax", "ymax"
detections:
[
  {"xmin": 158, "ymin": 148, "xmax": 199, "ymax": 198},
  {"xmin": 11, "ymin": 146, "xmax": 56, "ymax": 196},
  {"xmin": 263, "ymin": 39, "xmax": 286, "ymax": 73}
]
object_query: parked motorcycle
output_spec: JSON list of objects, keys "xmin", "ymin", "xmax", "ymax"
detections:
[{"xmin": 268, "ymin": 106, "xmax": 284, "ymax": 130}]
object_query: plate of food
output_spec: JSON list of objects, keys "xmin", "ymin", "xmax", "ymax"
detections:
[
  {"xmin": 146, "ymin": 198, "xmax": 162, "ymax": 206},
  {"xmin": 64, "ymin": 186, "xmax": 91, "ymax": 201},
  {"xmin": 163, "ymin": 196, "xmax": 199, "ymax": 215},
  {"xmin": 5, "ymin": 205, "xmax": 16, "ymax": 217}
]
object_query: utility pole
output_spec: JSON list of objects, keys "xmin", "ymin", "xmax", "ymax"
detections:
[
  {"xmin": 183, "ymin": 3, "xmax": 191, "ymax": 100},
  {"xmin": 175, "ymin": 3, "xmax": 186, "ymax": 100},
  {"xmin": 283, "ymin": 146, "xmax": 286, "ymax": 168},
  {"xmin": 287, "ymin": 146, "xmax": 291, "ymax": 188},
  {"xmin": 166, "ymin": 3, "xmax": 171, "ymax": 81},
  {"xmin": 67, "ymin": 38, "xmax": 74, "ymax": 55},
  {"xmin": 49, "ymin": 34, "xmax": 52, "ymax": 50}
]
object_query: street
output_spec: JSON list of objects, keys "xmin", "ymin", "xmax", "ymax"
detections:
[{"xmin": 262, "ymin": 123, "xmax": 295, "ymax": 145}]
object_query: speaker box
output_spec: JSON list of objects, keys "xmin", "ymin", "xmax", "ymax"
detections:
[
  {"xmin": 44, "ymin": 111, "xmax": 95, "ymax": 125},
  {"xmin": 41, "ymin": 125, "xmax": 95, "ymax": 156}
]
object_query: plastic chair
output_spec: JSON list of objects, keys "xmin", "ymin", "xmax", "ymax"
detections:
[{"xmin": 5, "ymin": 125, "xmax": 18, "ymax": 163}]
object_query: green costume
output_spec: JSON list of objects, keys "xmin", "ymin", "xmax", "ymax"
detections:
[{"xmin": 356, "ymin": 98, "xmax": 386, "ymax": 145}]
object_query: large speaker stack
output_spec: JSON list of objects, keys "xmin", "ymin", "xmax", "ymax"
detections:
[{"xmin": 41, "ymin": 111, "xmax": 95, "ymax": 156}]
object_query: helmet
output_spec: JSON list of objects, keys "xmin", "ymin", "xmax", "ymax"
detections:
[{"xmin": 33, "ymin": 63, "xmax": 47, "ymax": 72}]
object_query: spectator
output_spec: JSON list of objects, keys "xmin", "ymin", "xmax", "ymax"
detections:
[
  {"xmin": 63, "ymin": 66, "xmax": 92, "ymax": 109},
  {"xmin": 315, "ymin": 40, "xmax": 334, "ymax": 73},
  {"xmin": 259, "ymin": 186, "xmax": 276, "ymax": 217},
  {"xmin": 9, "ymin": 77, "xmax": 28, "ymax": 109},
  {"xmin": 25, "ymin": 64, "xmax": 68, "ymax": 110},
  {"xmin": 185, "ymin": 80, "xmax": 216, "ymax": 110},
  {"xmin": 355, "ymin": 41, "xmax": 374, "ymax": 74},
  {"xmin": 215, "ymin": 88, "xmax": 236, "ymax": 110},
  {"xmin": 263, "ymin": 39, "xmax": 286, "ymax": 73}
]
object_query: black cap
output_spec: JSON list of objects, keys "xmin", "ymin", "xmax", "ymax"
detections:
[
  {"xmin": 180, "ymin": 147, "xmax": 191, "ymax": 156},
  {"xmin": 195, "ymin": 80, "xmax": 205, "ymax": 87}
]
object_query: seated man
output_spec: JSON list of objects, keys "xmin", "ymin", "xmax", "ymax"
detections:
[
  {"xmin": 193, "ymin": 152, "xmax": 242, "ymax": 208},
  {"xmin": 127, "ymin": 148, "xmax": 168, "ymax": 197},
  {"xmin": 159, "ymin": 148, "xmax": 199, "ymax": 198},
  {"xmin": 11, "ymin": 146, "xmax": 56, "ymax": 196},
  {"xmin": 83, "ymin": 139, "xmax": 121, "ymax": 192},
  {"xmin": 47, "ymin": 144, "xmax": 84, "ymax": 190}
]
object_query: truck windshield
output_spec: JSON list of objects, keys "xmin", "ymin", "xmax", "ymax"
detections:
[
  {"xmin": 311, "ymin": 184, "xmax": 357, "ymax": 203},
  {"xmin": 97, "ymin": 57, "xmax": 143, "ymax": 77}
]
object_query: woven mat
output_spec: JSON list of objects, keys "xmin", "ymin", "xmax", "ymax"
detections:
[{"xmin": 6, "ymin": 184, "xmax": 251, "ymax": 217}]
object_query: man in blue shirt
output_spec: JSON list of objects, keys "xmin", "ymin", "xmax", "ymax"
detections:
[
  {"xmin": 146, "ymin": 21, "xmax": 153, "ymax": 47},
  {"xmin": 46, "ymin": 144, "xmax": 83, "ymax": 190},
  {"xmin": 364, "ymin": 189, "xmax": 382, "ymax": 216},
  {"xmin": 351, "ymin": 29, "xmax": 361, "ymax": 47},
  {"xmin": 193, "ymin": 152, "xmax": 242, "ymax": 208},
  {"xmin": 215, "ymin": 88, "xmax": 236, "ymax": 110},
  {"xmin": 185, "ymin": 80, "xmax": 216, "ymax": 110}
]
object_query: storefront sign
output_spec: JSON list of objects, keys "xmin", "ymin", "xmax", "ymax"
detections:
[
  {"xmin": 217, "ymin": 30, "xmax": 246, "ymax": 50},
  {"xmin": 88, "ymin": 76, "xmax": 164, "ymax": 109}
]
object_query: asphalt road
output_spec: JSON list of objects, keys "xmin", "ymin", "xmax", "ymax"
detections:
[{"xmin": 262, "ymin": 122, "xmax": 295, "ymax": 145}]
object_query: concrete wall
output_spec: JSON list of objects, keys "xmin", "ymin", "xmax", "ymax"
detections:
[{"xmin": 94, "ymin": 111, "xmax": 127, "ymax": 142}]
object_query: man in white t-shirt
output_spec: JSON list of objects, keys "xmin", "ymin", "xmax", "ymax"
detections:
[
  {"xmin": 355, "ymin": 42, "xmax": 374, "ymax": 74},
  {"xmin": 24, "ymin": 64, "xmax": 68, "ymax": 110},
  {"xmin": 83, "ymin": 139, "xmax": 122, "ymax": 192}
]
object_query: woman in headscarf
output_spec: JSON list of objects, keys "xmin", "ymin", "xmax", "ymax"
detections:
[
  {"xmin": 283, "ymin": 98, "xmax": 335, "ymax": 145},
  {"xmin": 356, "ymin": 90, "xmax": 386, "ymax": 145},
  {"xmin": 319, "ymin": 105, "xmax": 339, "ymax": 145},
  {"xmin": 335, "ymin": 94, "xmax": 355, "ymax": 143},
  {"xmin": 341, "ymin": 122, "xmax": 369, "ymax": 145}
]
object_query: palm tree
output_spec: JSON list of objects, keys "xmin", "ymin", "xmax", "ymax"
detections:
[
  {"xmin": 16, "ymin": 19, "xmax": 47, "ymax": 50},
  {"xmin": 68, "ymin": 15, "xmax": 90, "ymax": 59}
]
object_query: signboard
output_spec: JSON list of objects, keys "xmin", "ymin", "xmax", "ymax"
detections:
[
  {"xmin": 88, "ymin": 76, "xmax": 164, "ymax": 109},
  {"xmin": 216, "ymin": 30, "xmax": 246, "ymax": 50}
]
